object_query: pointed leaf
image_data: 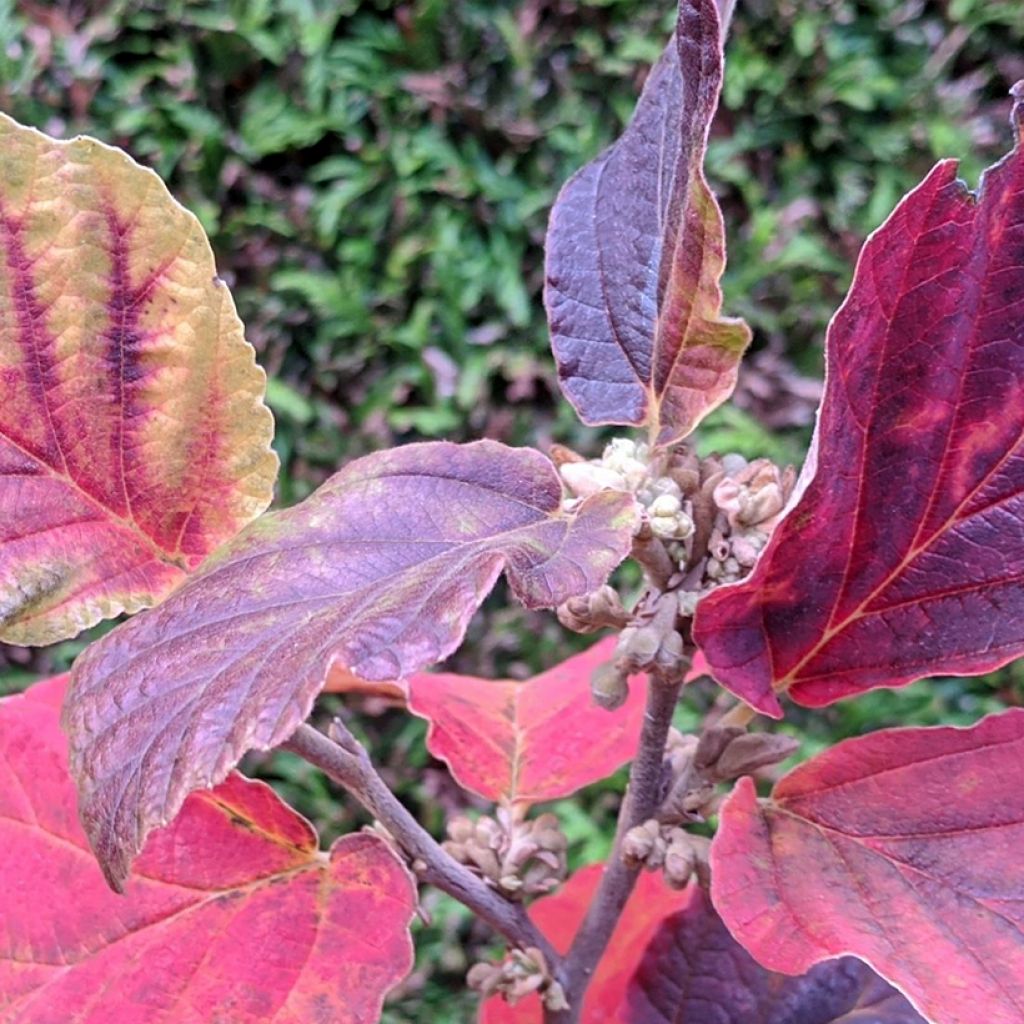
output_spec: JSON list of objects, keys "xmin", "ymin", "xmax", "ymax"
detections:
[
  {"xmin": 545, "ymin": 0, "xmax": 750, "ymax": 446},
  {"xmin": 1, "ymin": 676, "xmax": 416, "ymax": 1024},
  {"xmin": 694, "ymin": 91, "xmax": 1024, "ymax": 716},
  {"xmin": 480, "ymin": 864, "xmax": 691, "ymax": 1023},
  {"xmin": 407, "ymin": 637, "xmax": 646, "ymax": 804},
  {"xmin": 711, "ymin": 709, "xmax": 1024, "ymax": 1024},
  {"xmin": 64, "ymin": 440, "xmax": 638, "ymax": 888},
  {"xmin": 629, "ymin": 886, "xmax": 923, "ymax": 1024},
  {"xmin": 0, "ymin": 115, "xmax": 277, "ymax": 646}
]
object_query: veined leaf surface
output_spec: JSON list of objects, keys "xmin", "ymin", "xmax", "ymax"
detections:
[
  {"xmin": 0, "ymin": 115, "xmax": 277, "ymax": 645},
  {"xmin": 64, "ymin": 440, "xmax": 637, "ymax": 888},
  {"xmin": 1, "ymin": 676, "xmax": 415, "ymax": 1024},
  {"xmin": 711, "ymin": 710, "xmax": 1024, "ymax": 1024},
  {"xmin": 546, "ymin": 0, "xmax": 750, "ymax": 446},
  {"xmin": 407, "ymin": 637, "xmax": 646, "ymax": 805},
  {"xmin": 695, "ymin": 87, "xmax": 1024, "ymax": 716}
]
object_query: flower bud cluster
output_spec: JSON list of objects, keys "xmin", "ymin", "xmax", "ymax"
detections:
[
  {"xmin": 559, "ymin": 438, "xmax": 696, "ymax": 550},
  {"xmin": 467, "ymin": 947, "xmax": 568, "ymax": 1010},
  {"xmin": 622, "ymin": 725, "xmax": 798, "ymax": 888},
  {"xmin": 622, "ymin": 819, "xmax": 711, "ymax": 890},
  {"xmin": 556, "ymin": 584, "xmax": 630, "ymax": 635},
  {"xmin": 557, "ymin": 438, "xmax": 794, "ymax": 612},
  {"xmin": 443, "ymin": 808, "xmax": 567, "ymax": 899},
  {"xmin": 677, "ymin": 454, "xmax": 797, "ymax": 616}
]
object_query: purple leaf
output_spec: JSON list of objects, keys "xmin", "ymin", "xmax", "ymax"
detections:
[
  {"xmin": 545, "ymin": 0, "xmax": 750, "ymax": 446},
  {"xmin": 628, "ymin": 885, "xmax": 925, "ymax": 1024},
  {"xmin": 63, "ymin": 440, "xmax": 637, "ymax": 888}
]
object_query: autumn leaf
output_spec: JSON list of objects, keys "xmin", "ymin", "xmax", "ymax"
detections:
[
  {"xmin": 0, "ymin": 115, "xmax": 277, "ymax": 646},
  {"xmin": 711, "ymin": 709, "xmax": 1024, "ymax": 1024},
  {"xmin": 407, "ymin": 637, "xmax": 647, "ymax": 805},
  {"xmin": 0, "ymin": 676, "xmax": 416, "ymax": 1024},
  {"xmin": 545, "ymin": 0, "xmax": 750, "ymax": 447},
  {"xmin": 630, "ymin": 886, "xmax": 923, "ymax": 1024},
  {"xmin": 694, "ymin": 87, "xmax": 1024, "ymax": 717},
  {"xmin": 63, "ymin": 440, "xmax": 638, "ymax": 888},
  {"xmin": 481, "ymin": 864, "xmax": 691, "ymax": 1023}
]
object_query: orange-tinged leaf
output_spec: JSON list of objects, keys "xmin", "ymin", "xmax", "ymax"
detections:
[
  {"xmin": 1, "ymin": 676, "xmax": 416, "ymax": 1024},
  {"xmin": 323, "ymin": 663, "xmax": 409, "ymax": 702},
  {"xmin": 407, "ymin": 637, "xmax": 646, "ymax": 804},
  {"xmin": 711, "ymin": 710, "xmax": 1024, "ymax": 1024},
  {"xmin": 0, "ymin": 115, "xmax": 277, "ymax": 645},
  {"xmin": 63, "ymin": 440, "xmax": 638, "ymax": 889},
  {"xmin": 480, "ymin": 864, "xmax": 691, "ymax": 1023},
  {"xmin": 546, "ymin": 0, "xmax": 750, "ymax": 446}
]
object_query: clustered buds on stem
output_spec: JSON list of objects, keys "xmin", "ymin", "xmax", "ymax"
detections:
[
  {"xmin": 622, "ymin": 724, "xmax": 799, "ymax": 887},
  {"xmin": 467, "ymin": 947, "xmax": 568, "ymax": 1011},
  {"xmin": 443, "ymin": 806, "xmax": 567, "ymax": 899},
  {"xmin": 557, "ymin": 437, "xmax": 796, "ymax": 617}
]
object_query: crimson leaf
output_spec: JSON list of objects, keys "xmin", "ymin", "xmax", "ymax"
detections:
[
  {"xmin": 711, "ymin": 709, "xmax": 1024, "ymax": 1024},
  {"xmin": 2, "ymin": 676, "xmax": 416, "ymax": 1023},
  {"xmin": 695, "ymin": 85, "xmax": 1024, "ymax": 716}
]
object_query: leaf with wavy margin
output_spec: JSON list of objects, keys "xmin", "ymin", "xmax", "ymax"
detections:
[
  {"xmin": 545, "ymin": 0, "xmax": 750, "ymax": 447},
  {"xmin": 694, "ymin": 88, "xmax": 1024, "ymax": 717},
  {"xmin": 628, "ymin": 886, "xmax": 924, "ymax": 1024},
  {"xmin": 0, "ymin": 115, "xmax": 277, "ymax": 645},
  {"xmin": 711, "ymin": 709, "xmax": 1024, "ymax": 1024},
  {"xmin": 407, "ymin": 636, "xmax": 646, "ymax": 805},
  {"xmin": 63, "ymin": 440, "xmax": 638, "ymax": 889},
  {"xmin": 1, "ymin": 675, "xmax": 415, "ymax": 1024}
]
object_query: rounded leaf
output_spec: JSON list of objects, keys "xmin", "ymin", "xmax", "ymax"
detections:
[
  {"xmin": 1, "ymin": 676, "xmax": 416, "ymax": 1024},
  {"xmin": 0, "ymin": 115, "xmax": 277, "ymax": 645}
]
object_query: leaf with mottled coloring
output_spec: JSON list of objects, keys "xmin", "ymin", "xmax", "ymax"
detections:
[
  {"xmin": 0, "ymin": 115, "xmax": 277, "ymax": 646},
  {"xmin": 545, "ymin": 0, "xmax": 750, "ymax": 446},
  {"xmin": 63, "ymin": 440, "xmax": 638, "ymax": 889},
  {"xmin": 1, "ymin": 675, "xmax": 416, "ymax": 1024},
  {"xmin": 407, "ymin": 637, "xmax": 646, "ymax": 805},
  {"xmin": 711, "ymin": 709, "xmax": 1024, "ymax": 1024},
  {"xmin": 481, "ymin": 864, "xmax": 691, "ymax": 1023},
  {"xmin": 628, "ymin": 886, "xmax": 924, "ymax": 1024},
  {"xmin": 694, "ymin": 90, "xmax": 1024, "ymax": 717}
]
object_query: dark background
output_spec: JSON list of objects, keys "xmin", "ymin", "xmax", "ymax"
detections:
[{"xmin": 2, "ymin": 0, "xmax": 1022, "ymax": 1017}]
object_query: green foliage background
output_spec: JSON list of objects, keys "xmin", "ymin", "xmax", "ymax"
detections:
[{"xmin": 2, "ymin": 0, "xmax": 1023, "ymax": 1017}]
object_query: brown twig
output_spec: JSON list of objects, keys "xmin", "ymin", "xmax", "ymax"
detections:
[
  {"xmin": 284, "ymin": 721, "xmax": 560, "ymax": 965},
  {"xmin": 545, "ymin": 673, "xmax": 683, "ymax": 1023}
]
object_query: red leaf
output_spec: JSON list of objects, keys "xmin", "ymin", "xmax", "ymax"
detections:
[
  {"xmin": 407, "ymin": 637, "xmax": 646, "ymax": 804},
  {"xmin": 546, "ymin": 0, "xmax": 750, "ymax": 446},
  {"xmin": 711, "ymin": 710, "xmax": 1024, "ymax": 1024},
  {"xmin": 480, "ymin": 864, "xmax": 691, "ymax": 1023},
  {"xmin": 0, "ymin": 115, "xmax": 277, "ymax": 646},
  {"xmin": 1, "ymin": 676, "xmax": 416, "ymax": 1024},
  {"xmin": 63, "ymin": 440, "xmax": 638, "ymax": 888},
  {"xmin": 694, "ymin": 90, "xmax": 1024, "ymax": 716},
  {"xmin": 629, "ymin": 886, "xmax": 923, "ymax": 1023}
]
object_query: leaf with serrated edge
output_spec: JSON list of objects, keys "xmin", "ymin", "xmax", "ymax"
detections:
[
  {"xmin": 694, "ymin": 88, "xmax": 1024, "ymax": 717},
  {"xmin": 64, "ymin": 440, "xmax": 638, "ymax": 888},
  {"xmin": 1, "ymin": 676, "xmax": 416, "ymax": 1024},
  {"xmin": 407, "ymin": 636, "xmax": 646, "ymax": 805},
  {"xmin": 711, "ymin": 710, "xmax": 1024, "ymax": 1024},
  {"xmin": 546, "ymin": 0, "xmax": 750, "ymax": 447},
  {"xmin": 0, "ymin": 114, "xmax": 277, "ymax": 646},
  {"xmin": 628, "ymin": 886, "xmax": 924, "ymax": 1024}
]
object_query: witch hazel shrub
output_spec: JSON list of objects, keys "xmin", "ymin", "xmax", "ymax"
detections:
[{"xmin": 2, "ymin": 2, "xmax": 1023, "ymax": 1022}]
